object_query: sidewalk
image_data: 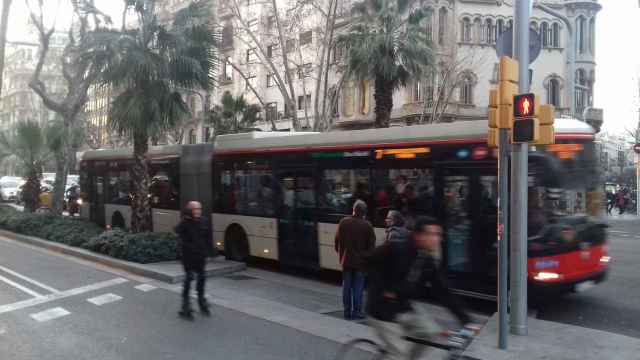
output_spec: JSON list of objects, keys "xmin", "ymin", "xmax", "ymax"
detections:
[{"xmin": 464, "ymin": 314, "xmax": 640, "ymax": 360}]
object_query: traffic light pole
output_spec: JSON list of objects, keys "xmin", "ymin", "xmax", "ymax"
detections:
[
  {"xmin": 510, "ymin": 0, "xmax": 531, "ymax": 336},
  {"xmin": 498, "ymin": 128, "xmax": 510, "ymax": 349}
]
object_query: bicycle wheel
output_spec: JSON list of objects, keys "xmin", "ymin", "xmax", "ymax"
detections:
[{"xmin": 334, "ymin": 338, "xmax": 386, "ymax": 360}]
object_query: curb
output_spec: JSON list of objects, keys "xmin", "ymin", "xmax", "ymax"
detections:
[{"xmin": 0, "ymin": 229, "xmax": 246, "ymax": 283}]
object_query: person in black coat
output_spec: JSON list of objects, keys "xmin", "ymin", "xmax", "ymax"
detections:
[
  {"xmin": 175, "ymin": 201, "xmax": 211, "ymax": 319},
  {"xmin": 366, "ymin": 217, "xmax": 477, "ymax": 359}
]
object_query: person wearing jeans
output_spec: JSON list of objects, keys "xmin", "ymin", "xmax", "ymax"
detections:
[{"xmin": 335, "ymin": 200, "xmax": 377, "ymax": 320}]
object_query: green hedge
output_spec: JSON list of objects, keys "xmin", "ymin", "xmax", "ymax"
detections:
[
  {"xmin": 82, "ymin": 229, "xmax": 179, "ymax": 264},
  {"xmin": 0, "ymin": 206, "xmax": 178, "ymax": 263}
]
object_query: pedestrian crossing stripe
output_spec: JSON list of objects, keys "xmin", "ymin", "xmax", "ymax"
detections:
[
  {"xmin": 134, "ymin": 284, "xmax": 157, "ymax": 292},
  {"xmin": 30, "ymin": 307, "xmax": 70, "ymax": 322},
  {"xmin": 87, "ymin": 293, "xmax": 122, "ymax": 306}
]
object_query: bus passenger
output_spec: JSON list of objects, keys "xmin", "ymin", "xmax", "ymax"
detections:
[{"xmin": 385, "ymin": 210, "xmax": 408, "ymax": 243}]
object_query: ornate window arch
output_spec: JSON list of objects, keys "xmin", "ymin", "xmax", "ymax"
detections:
[
  {"xmin": 576, "ymin": 15, "xmax": 587, "ymax": 54},
  {"xmin": 461, "ymin": 17, "xmax": 472, "ymax": 43},
  {"xmin": 425, "ymin": 7, "xmax": 434, "ymax": 42},
  {"xmin": 552, "ymin": 22, "xmax": 560, "ymax": 47},
  {"xmin": 485, "ymin": 18, "xmax": 495, "ymax": 44},
  {"xmin": 544, "ymin": 75, "xmax": 563, "ymax": 107},
  {"xmin": 473, "ymin": 17, "xmax": 483, "ymax": 43},
  {"xmin": 438, "ymin": 7, "xmax": 448, "ymax": 45},
  {"xmin": 459, "ymin": 71, "xmax": 477, "ymax": 105},
  {"xmin": 540, "ymin": 22, "xmax": 549, "ymax": 48}
]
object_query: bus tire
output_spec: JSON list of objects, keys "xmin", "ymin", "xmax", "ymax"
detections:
[{"xmin": 224, "ymin": 225, "xmax": 249, "ymax": 262}]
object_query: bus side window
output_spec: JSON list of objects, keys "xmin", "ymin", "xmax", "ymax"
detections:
[
  {"xmin": 149, "ymin": 162, "xmax": 180, "ymax": 210},
  {"xmin": 319, "ymin": 169, "xmax": 370, "ymax": 222}
]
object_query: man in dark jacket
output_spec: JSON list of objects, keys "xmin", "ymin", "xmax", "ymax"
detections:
[
  {"xmin": 175, "ymin": 201, "xmax": 211, "ymax": 319},
  {"xmin": 335, "ymin": 200, "xmax": 377, "ymax": 320},
  {"xmin": 366, "ymin": 216, "xmax": 476, "ymax": 359}
]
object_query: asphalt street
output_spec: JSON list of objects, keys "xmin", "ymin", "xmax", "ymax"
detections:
[
  {"xmin": 0, "ymin": 237, "xmax": 368, "ymax": 360},
  {"xmin": 536, "ymin": 216, "xmax": 640, "ymax": 339}
]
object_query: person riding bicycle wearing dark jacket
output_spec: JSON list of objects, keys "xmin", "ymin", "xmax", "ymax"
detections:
[{"xmin": 366, "ymin": 216, "xmax": 476, "ymax": 359}]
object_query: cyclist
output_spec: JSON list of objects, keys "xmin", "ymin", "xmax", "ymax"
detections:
[{"xmin": 366, "ymin": 216, "xmax": 478, "ymax": 359}]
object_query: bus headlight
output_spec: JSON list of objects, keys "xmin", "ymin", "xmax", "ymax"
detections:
[
  {"xmin": 76, "ymin": 198, "xmax": 83, "ymax": 205},
  {"xmin": 533, "ymin": 272, "xmax": 561, "ymax": 281}
]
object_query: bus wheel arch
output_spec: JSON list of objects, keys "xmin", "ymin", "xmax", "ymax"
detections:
[
  {"xmin": 224, "ymin": 224, "xmax": 250, "ymax": 262},
  {"xmin": 111, "ymin": 211, "xmax": 126, "ymax": 229}
]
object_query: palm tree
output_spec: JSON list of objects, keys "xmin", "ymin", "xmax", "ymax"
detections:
[
  {"xmin": 208, "ymin": 91, "xmax": 261, "ymax": 136},
  {"xmin": 92, "ymin": 0, "xmax": 217, "ymax": 232},
  {"xmin": 0, "ymin": 121, "xmax": 51, "ymax": 212},
  {"xmin": 338, "ymin": 0, "xmax": 433, "ymax": 128}
]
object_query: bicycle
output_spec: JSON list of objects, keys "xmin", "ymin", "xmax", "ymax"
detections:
[{"xmin": 335, "ymin": 328, "xmax": 477, "ymax": 360}]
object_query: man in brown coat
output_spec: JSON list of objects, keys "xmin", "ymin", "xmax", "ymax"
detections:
[{"xmin": 335, "ymin": 200, "xmax": 377, "ymax": 320}]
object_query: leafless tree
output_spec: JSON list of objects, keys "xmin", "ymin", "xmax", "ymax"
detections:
[{"xmin": 26, "ymin": 0, "xmax": 111, "ymax": 214}]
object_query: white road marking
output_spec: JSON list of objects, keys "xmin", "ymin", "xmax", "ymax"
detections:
[
  {"xmin": 0, "ymin": 265, "xmax": 60, "ymax": 293},
  {"xmin": 0, "ymin": 274, "xmax": 42, "ymax": 298},
  {"xmin": 134, "ymin": 284, "xmax": 157, "ymax": 292},
  {"xmin": 87, "ymin": 293, "xmax": 122, "ymax": 306},
  {"xmin": 0, "ymin": 277, "xmax": 128, "ymax": 315},
  {"xmin": 609, "ymin": 230, "xmax": 628, "ymax": 234},
  {"xmin": 30, "ymin": 307, "xmax": 70, "ymax": 322}
]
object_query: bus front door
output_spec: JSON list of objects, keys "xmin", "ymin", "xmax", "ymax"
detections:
[{"xmin": 277, "ymin": 168, "xmax": 319, "ymax": 268}]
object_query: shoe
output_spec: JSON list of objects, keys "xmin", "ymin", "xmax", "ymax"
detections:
[
  {"xmin": 179, "ymin": 309, "xmax": 194, "ymax": 320},
  {"xmin": 352, "ymin": 313, "xmax": 366, "ymax": 320},
  {"xmin": 199, "ymin": 298, "xmax": 211, "ymax": 317}
]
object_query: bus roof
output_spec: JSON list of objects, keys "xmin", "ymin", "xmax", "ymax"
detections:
[
  {"xmin": 79, "ymin": 118, "xmax": 594, "ymax": 160},
  {"xmin": 214, "ymin": 118, "xmax": 594, "ymax": 155}
]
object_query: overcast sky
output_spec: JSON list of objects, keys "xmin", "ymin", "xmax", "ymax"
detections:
[{"xmin": 6, "ymin": 0, "xmax": 637, "ymax": 135}]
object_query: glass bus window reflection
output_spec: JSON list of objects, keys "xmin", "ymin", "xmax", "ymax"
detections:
[
  {"xmin": 444, "ymin": 175, "xmax": 471, "ymax": 273},
  {"xmin": 150, "ymin": 166, "xmax": 180, "ymax": 210},
  {"xmin": 107, "ymin": 171, "xmax": 131, "ymax": 205},
  {"xmin": 319, "ymin": 169, "xmax": 370, "ymax": 217},
  {"xmin": 373, "ymin": 168, "xmax": 434, "ymax": 227}
]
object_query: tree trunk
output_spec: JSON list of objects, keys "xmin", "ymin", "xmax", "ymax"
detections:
[
  {"xmin": 22, "ymin": 170, "xmax": 40, "ymax": 213},
  {"xmin": 130, "ymin": 132, "xmax": 152, "ymax": 233},
  {"xmin": 374, "ymin": 77, "xmax": 393, "ymax": 128},
  {"xmin": 0, "ymin": 0, "xmax": 12, "ymax": 98}
]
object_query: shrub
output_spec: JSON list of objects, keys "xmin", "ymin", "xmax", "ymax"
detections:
[
  {"xmin": 82, "ymin": 229, "xmax": 179, "ymax": 264},
  {"xmin": 0, "ymin": 205, "xmax": 178, "ymax": 264}
]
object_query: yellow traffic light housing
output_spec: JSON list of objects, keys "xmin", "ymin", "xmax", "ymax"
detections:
[{"xmin": 538, "ymin": 104, "xmax": 555, "ymax": 125}]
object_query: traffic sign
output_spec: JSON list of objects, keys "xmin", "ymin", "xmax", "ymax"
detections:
[
  {"xmin": 514, "ymin": 93, "xmax": 536, "ymax": 118},
  {"xmin": 634, "ymin": 144, "xmax": 640, "ymax": 154},
  {"xmin": 495, "ymin": 28, "xmax": 542, "ymax": 65}
]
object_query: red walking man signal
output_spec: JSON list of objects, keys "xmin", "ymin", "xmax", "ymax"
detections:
[{"xmin": 514, "ymin": 93, "xmax": 536, "ymax": 118}]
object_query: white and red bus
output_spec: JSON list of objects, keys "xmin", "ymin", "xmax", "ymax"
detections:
[{"xmin": 79, "ymin": 118, "xmax": 608, "ymax": 299}]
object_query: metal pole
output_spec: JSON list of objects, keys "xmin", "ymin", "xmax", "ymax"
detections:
[
  {"xmin": 533, "ymin": 2, "xmax": 575, "ymax": 117},
  {"xmin": 498, "ymin": 129, "xmax": 510, "ymax": 349},
  {"xmin": 510, "ymin": 0, "xmax": 530, "ymax": 336},
  {"xmin": 636, "ymin": 153, "xmax": 639, "ymax": 217}
]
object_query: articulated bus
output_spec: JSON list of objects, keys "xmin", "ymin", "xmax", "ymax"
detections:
[{"xmin": 79, "ymin": 119, "xmax": 608, "ymax": 299}]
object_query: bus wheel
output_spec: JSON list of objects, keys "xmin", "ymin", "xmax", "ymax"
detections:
[{"xmin": 224, "ymin": 225, "xmax": 249, "ymax": 262}]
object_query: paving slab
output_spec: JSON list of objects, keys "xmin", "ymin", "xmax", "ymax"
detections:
[{"xmin": 464, "ymin": 313, "xmax": 640, "ymax": 360}]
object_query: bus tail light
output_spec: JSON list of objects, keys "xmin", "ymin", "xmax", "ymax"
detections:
[{"xmin": 533, "ymin": 272, "xmax": 561, "ymax": 282}]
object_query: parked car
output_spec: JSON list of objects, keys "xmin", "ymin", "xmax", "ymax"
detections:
[{"xmin": 0, "ymin": 180, "xmax": 19, "ymax": 202}]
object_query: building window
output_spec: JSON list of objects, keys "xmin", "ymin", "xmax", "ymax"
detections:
[
  {"xmin": 485, "ymin": 19, "xmax": 495, "ymax": 44},
  {"xmin": 298, "ymin": 63, "xmax": 312, "ymax": 78},
  {"xmin": 438, "ymin": 8, "xmax": 447, "ymax": 46},
  {"xmin": 552, "ymin": 23, "xmax": 560, "ymax": 47},
  {"xmin": 299, "ymin": 30, "xmax": 312, "ymax": 46},
  {"xmin": 496, "ymin": 19, "xmax": 505, "ymax": 39},
  {"xmin": 425, "ymin": 9, "xmax": 433, "ymax": 42},
  {"xmin": 461, "ymin": 17, "xmax": 471, "ymax": 43},
  {"xmin": 222, "ymin": 24, "xmax": 233, "ymax": 48},
  {"xmin": 188, "ymin": 129, "xmax": 197, "ymax": 144},
  {"xmin": 267, "ymin": 73, "xmax": 275, "ymax": 87},
  {"xmin": 342, "ymin": 82, "xmax": 356, "ymax": 117},
  {"xmin": 332, "ymin": 44, "xmax": 344, "ymax": 63},
  {"xmin": 246, "ymin": 72, "xmax": 257, "ymax": 90},
  {"xmin": 297, "ymin": 94, "xmax": 311, "ymax": 111},
  {"xmin": 246, "ymin": 48, "xmax": 258, "ymax": 63},
  {"xmin": 541, "ymin": 22, "xmax": 549, "ymax": 48},
  {"xmin": 548, "ymin": 78, "xmax": 560, "ymax": 107},
  {"xmin": 575, "ymin": 69, "xmax": 586, "ymax": 111},
  {"xmin": 267, "ymin": 44, "xmax": 278, "ymax": 59},
  {"xmin": 266, "ymin": 15, "xmax": 275, "ymax": 30},
  {"xmin": 413, "ymin": 81, "xmax": 423, "ymax": 102},
  {"xmin": 459, "ymin": 73, "xmax": 475, "ymax": 105},
  {"xmin": 286, "ymin": 38, "xmax": 296, "ymax": 53},
  {"xmin": 474, "ymin": 17, "xmax": 482, "ymax": 43},
  {"xmin": 247, "ymin": 18, "xmax": 258, "ymax": 32},
  {"xmin": 265, "ymin": 102, "xmax": 277, "ymax": 123},
  {"xmin": 223, "ymin": 57, "xmax": 233, "ymax": 81}
]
